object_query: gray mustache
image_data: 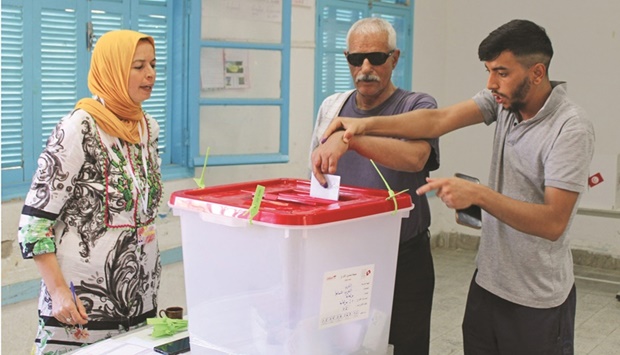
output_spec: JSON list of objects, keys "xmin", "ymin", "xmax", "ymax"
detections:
[{"xmin": 356, "ymin": 74, "xmax": 381, "ymax": 83}]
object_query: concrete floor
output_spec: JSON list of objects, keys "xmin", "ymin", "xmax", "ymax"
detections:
[
  {"xmin": 3, "ymin": 247, "xmax": 619, "ymax": 354},
  {"xmin": 429, "ymin": 248, "xmax": 620, "ymax": 355}
]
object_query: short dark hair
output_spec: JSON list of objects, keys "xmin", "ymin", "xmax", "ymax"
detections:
[{"xmin": 478, "ymin": 19, "xmax": 553, "ymax": 71}]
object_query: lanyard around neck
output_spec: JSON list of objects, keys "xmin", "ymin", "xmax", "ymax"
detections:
[
  {"xmin": 93, "ymin": 96, "xmax": 151, "ymax": 217},
  {"xmin": 116, "ymin": 121, "xmax": 150, "ymax": 216}
]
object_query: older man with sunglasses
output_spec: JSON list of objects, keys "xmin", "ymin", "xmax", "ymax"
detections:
[{"xmin": 309, "ymin": 17, "xmax": 439, "ymax": 355}]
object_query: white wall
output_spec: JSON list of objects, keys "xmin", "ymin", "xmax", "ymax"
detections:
[{"xmin": 2, "ymin": 1, "xmax": 619, "ymax": 353}]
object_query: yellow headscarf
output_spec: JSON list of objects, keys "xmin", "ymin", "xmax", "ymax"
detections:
[{"xmin": 75, "ymin": 30, "xmax": 155, "ymax": 144}]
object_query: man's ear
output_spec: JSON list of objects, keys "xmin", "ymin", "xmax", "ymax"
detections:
[
  {"xmin": 531, "ymin": 62, "xmax": 546, "ymax": 84},
  {"xmin": 391, "ymin": 49, "xmax": 401, "ymax": 69}
]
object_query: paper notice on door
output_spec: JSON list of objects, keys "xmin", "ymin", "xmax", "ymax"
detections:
[{"xmin": 319, "ymin": 264, "xmax": 375, "ymax": 329}]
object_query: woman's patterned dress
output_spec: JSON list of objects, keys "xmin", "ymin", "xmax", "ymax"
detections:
[{"xmin": 18, "ymin": 109, "xmax": 163, "ymax": 354}]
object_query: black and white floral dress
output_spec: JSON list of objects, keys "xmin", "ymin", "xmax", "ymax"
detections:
[{"xmin": 18, "ymin": 108, "xmax": 163, "ymax": 354}]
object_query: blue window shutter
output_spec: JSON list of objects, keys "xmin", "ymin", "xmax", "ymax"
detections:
[
  {"xmin": 317, "ymin": 5, "xmax": 365, "ymax": 105},
  {"xmin": 1, "ymin": 0, "xmax": 179, "ymax": 200},
  {"xmin": 90, "ymin": 12, "xmax": 124, "ymax": 40},
  {"xmin": 371, "ymin": 11, "xmax": 411, "ymax": 93},
  {"xmin": 39, "ymin": 7, "xmax": 79, "ymax": 150},
  {"xmin": 139, "ymin": 0, "xmax": 167, "ymax": 5},
  {"xmin": 138, "ymin": 11, "xmax": 169, "ymax": 157},
  {"xmin": 1, "ymin": 4, "xmax": 26, "ymax": 182}
]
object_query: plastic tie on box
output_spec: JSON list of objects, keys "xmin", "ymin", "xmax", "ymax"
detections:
[
  {"xmin": 247, "ymin": 184, "xmax": 265, "ymax": 224},
  {"xmin": 147, "ymin": 317, "xmax": 188, "ymax": 338},
  {"xmin": 369, "ymin": 159, "xmax": 408, "ymax": 214}
]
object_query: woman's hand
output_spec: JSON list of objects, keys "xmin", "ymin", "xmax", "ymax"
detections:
[
  {"xmin": 34, "ymin": 253, "xmax": 89, "ymax": 325},
  {"xmin": 51, "ymin": 286, "xmax": 89, "ymax": 326}
]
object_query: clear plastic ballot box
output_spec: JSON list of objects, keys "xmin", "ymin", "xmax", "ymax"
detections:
[{"xmin": 169, "ymin": 178, "xmax": 413, "ymax": 355}]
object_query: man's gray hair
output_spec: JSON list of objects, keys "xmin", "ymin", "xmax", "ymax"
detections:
[{"xmin": 346, "ymin": 17, "xmax": 397, "ymax": 51}]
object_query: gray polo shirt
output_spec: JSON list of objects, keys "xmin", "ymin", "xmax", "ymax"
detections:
[{"xmin": 473, "ymin": 81, "xmax": 595, "ymax": 308}]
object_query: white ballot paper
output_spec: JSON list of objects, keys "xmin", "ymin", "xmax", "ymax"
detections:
[{"xmin": 310, "ymin": 173, "xmax": 341, "ymax": 201}]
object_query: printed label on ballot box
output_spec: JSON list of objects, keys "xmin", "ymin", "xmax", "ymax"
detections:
[{"xmin": 319, "ymin": 264, "xmax": 375, "ymax": 329}]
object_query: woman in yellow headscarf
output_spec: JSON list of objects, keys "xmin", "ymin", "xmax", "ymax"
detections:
[{"xmin": 19, "ymin": 29, "xmax": 163, "ymax": 354}]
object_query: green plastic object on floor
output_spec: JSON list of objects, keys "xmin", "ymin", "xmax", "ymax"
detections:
[{"xmin": 147, "ymin": 317, "xmax": 189, "ymax": 338}]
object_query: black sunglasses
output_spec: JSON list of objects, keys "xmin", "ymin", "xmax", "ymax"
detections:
[{"xmin": 345, "ymin": 50, "xmax": 395, "ymax": 66}]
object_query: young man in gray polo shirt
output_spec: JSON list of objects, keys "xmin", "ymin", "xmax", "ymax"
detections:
[{"xmin": 314, "ymin": 19, "xmax": 595, "ymax": 354}]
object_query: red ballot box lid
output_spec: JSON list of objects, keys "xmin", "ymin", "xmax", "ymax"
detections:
[{"xmin": 169, "ymin": 178, "xmax": 413, "ymax": 226}]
